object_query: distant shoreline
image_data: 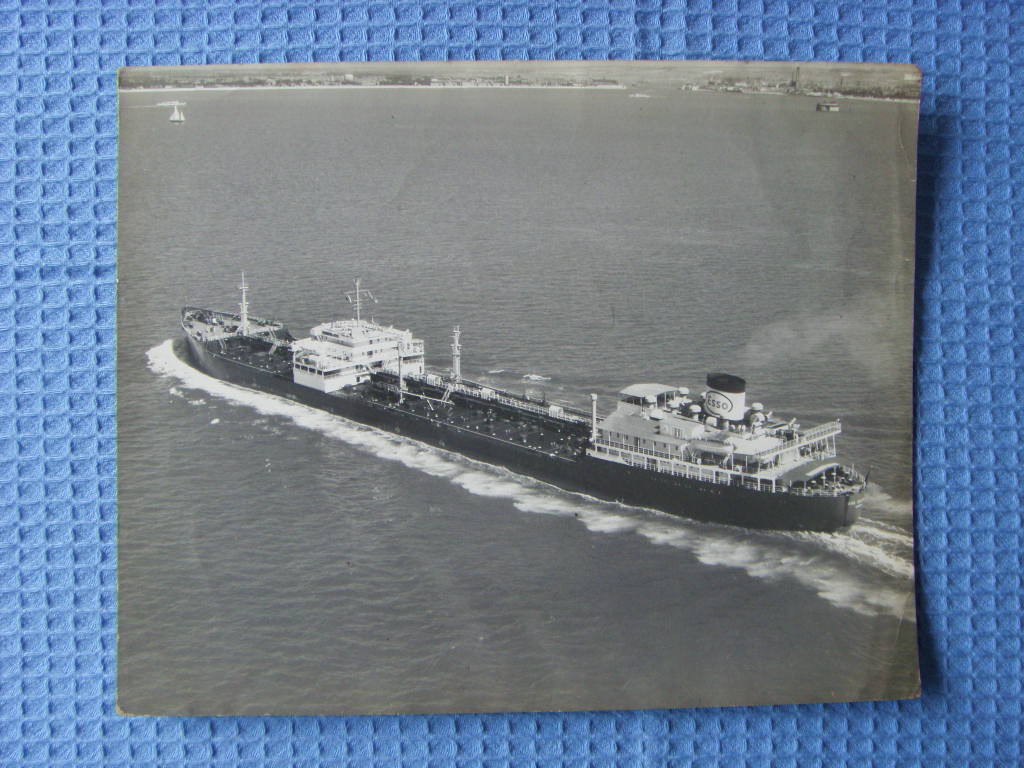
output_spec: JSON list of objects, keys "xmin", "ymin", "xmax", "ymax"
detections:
[
  {"xmin": 120, "ymin": 82, "xmax": 918, "ymax": 102},
  {"xmin": 118, "ymin": 61, "xmax": 922, "ymax": 102},
  {"xmin": 120, "ymin": 83, "xmax": 629, "ymax": 93}
]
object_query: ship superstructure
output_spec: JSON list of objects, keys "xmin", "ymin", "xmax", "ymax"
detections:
[
  {"xmin": 590, "ymin": 379, "xmax": 848, "ymax": 497},
  {"xmin": 179, "ymin": 279, "xmax": 865, "ymax": 532},
  {"xmin": 290, "ymin": 281, "xmax": 426, "ymax": 392}
]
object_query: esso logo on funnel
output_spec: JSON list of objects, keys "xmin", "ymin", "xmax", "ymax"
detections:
[
  {"xmin": 705, "ymin": 390, "xmax": 744, "ymax": 419},
  {"xmin": 705, "ymin": 391, "xmax": 733, "ymax": 414}
]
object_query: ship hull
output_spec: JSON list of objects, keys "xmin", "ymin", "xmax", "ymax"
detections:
[{"xmin": 183, "ymin": 335, "xmax": 859, "ymax": 533}]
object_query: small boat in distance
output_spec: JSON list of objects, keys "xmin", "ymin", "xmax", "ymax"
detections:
[
  {"xmin": 168, "ymin": 102, "xmax": 186, "ymax": 123},
  {"xmin": 816, "ymin": 101, "xmax": 840, "ymax": 112}
]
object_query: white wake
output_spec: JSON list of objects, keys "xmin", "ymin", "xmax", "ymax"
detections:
[{"xmin": 147, "ymin": 339, "xmax": 917, "ymax": 621}]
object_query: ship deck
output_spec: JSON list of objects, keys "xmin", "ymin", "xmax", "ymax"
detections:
[
  {"xmin": 199, "ymin": 335, "xmax": 590, "ymax": 460},
  {"xmin": 182, "ymin": 306, "xmax": 292, "ymax": 344},
  {"xmin": 365, "ymin": 385, "xmax": 589, "ymax": 459}
]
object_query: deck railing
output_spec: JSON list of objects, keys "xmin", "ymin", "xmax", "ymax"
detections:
[
  {"xmin": 379, "ymin": 371, "xmax": 592, "ymax": 426},
  {"xmin": 590, "ymin": 441, "xmax": 855, "ymax": 497},
  {"xmin": 751, "ymin": 420, "xmax": 841, "ymax": 462},
  {"xmin": 597, "ymin": 439, "xmax": 677, "ymax": 460}
]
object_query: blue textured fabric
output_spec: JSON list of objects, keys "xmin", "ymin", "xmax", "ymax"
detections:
[{"xmin": 1, "ymin": 0, "xmax": 1021, "ymax": 765}]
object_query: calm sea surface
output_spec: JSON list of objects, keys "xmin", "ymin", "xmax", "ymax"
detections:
[{"xmin": 118, "ymin": 86, "xmax": 919, "ymax": 715}]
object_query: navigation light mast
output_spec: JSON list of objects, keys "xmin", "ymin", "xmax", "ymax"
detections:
[
  {"xmin": 397, "ymin": 347, "xmax": 404, "ymax": 404},
  {"xmin": 451, "ymin": 325, "xmax": 462, "ymax": 383},
  {"xmin": 239, "ymin": 272, "xmax": 249, "ymax": 336}
]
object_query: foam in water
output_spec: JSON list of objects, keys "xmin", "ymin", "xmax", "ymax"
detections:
[
  {"xmin": 797, "ymin": 531, "xmax": 913, "ymax": 580},
  {"xmin": 147, "ymin": 339, "xmax": 916, "ymax": 621},
  {"xmin": 169, "ymin": 384, "xmax": 207, "ymax": 406},
  {"xmin": 860, "ymin": 482, "xmax": 914, "ymax": 522}
]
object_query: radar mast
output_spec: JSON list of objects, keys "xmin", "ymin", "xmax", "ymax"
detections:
[{"xmin": 345, "ymin": 278, "xmax": 377, "ymax": 323}]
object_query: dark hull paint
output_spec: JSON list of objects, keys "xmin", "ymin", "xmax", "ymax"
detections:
[{"xmin": 183, "ymin": 335, "xmax": 859, "ymax": 532}]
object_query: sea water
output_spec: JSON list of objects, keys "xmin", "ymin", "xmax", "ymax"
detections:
[{"xmin": 118, "ymin": 86, "xmax": 919, "ymax": 714}]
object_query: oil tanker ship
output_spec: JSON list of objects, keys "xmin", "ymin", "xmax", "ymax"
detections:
[{"xmin": 180, "ymin": 278, "xmax": 865, "ymax": 532}]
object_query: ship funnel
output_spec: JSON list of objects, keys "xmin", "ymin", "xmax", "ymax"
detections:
[{"xmin": 704, "ymin": 373, "xmax": 746, "ymax": 422}]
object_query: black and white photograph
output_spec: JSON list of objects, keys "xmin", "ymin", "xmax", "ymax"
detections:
[{"xmin": 117, "ymin": 61, "xmax": 921, "ymax": 715}]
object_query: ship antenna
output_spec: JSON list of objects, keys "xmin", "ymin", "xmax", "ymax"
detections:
[
  {"xmin": 239, "ymin": 272, "xmax": 249, "ymax": 336},
  {"xmin": 345, "ymin": 277, "xmax": 376, "ymax": 323},
  {"xmin": 450, "ymin": 325, "xmax": 462, "ymax": 383}
]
